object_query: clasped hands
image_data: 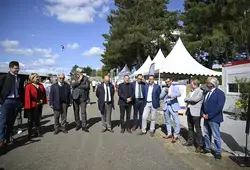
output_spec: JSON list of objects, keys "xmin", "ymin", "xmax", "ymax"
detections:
[
  {"xmin": 203, "ymin": 114, "xmax": 208, "ymax": 119},
  {"xmin": 126, "ymin": 98, "xmax": 132, "ymax": 103},
  {"xmin": 165, "ymin": 88, "xmax": 171, "ymax": 98}
]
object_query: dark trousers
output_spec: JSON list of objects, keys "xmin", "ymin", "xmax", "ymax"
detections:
[
  {"xmin": 186, "ymin": 109, "xmax": 203, "ymax": 147},
  {"xmin": 92, "ymin": 86, "xmax": 96, "ymax": 92},
  {"xmin": 27, "ymin": 105, "xmax": 42, "ymax": 136},
  {"xmin": 119, "ymin": 105, "xmax": 132, "ymax": 130},
  {"xmin": 16, "ymin": 109, "xmax": 22, "ymax": 129},
  {"xmin": 101, "ymin": 103, "xmax": 112, "ymax": 130},
  {"xmin": 133, "ymin": 99, "xmax": 144, "ymax": 127},
  {"xmin": 54, "ymin": 103, "xmax": 68, "ymax": 131},
  {"xmin": 73, "ymin": 99, "xmax": 87, "ymax": 128},
  {"xmin": 0, "ymin": 99, "xmax": 21, "ymax": 141}
]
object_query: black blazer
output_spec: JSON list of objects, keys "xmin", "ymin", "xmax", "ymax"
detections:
[
  {"xmin": 71, "ymin": 76, "xmax": 90, "ymax": 101},
  {"xmin": 118, "ymin": 82, "xmax": 134, "ymax": 105},
  {"xmin": 0, "ymin": 73, "xmax": 25, "ymax": 104},
  {"xmin": 96, "ymin": 82, "xmax": 115, "ymax": 112}
]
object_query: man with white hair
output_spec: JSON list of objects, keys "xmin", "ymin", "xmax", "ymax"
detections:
[
  {"xmin": 202, "ymin": 77, "xmax": 225, "ymax": 160},
  {"xmin": 71, "ymin": 68, "xmax": 90, "ymax": 132}
]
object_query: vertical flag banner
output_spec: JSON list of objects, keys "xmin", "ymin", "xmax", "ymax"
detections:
[{"xmin": 149, "ymin": 63, "xmax": 155, "ymax": 76}]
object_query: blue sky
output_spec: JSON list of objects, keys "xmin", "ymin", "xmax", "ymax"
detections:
[{"xmin": 0, "ymin": 0, "xmax": 184, "ymax": 75}]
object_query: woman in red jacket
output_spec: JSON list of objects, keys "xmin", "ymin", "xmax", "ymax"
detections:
[{"xmin": 24, "ymin": 73, "xmax": 47, "ymax": 140}]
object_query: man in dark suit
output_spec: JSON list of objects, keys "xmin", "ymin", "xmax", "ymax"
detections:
[
  {"xmin": 50, "ymin": 74, "xmax": 71, "ymax": 135},
  {"xmin": 71, "ymin": 68, "xmax": 90, "ymax": 132},
  {"xmin": 131, "ymin": 74, "xmax": 145, "ymax": 131},
  {"xmin": 0, "ymin": 61, "xmax": 24, "ymax": 148},
  {"xmin": 118, "ymin": 75, "xmax": 134, "ymax": 133},
  {"xmin": 96, "ymin": 75, "xmax": 115, "ymax": 133},
  {"xmin": 202, "ymin": 77, "xmax": 225, "ymax": 160},
  {"xmin": 139, "ymin": 75, "xmax": 161, "ymax": 137}
]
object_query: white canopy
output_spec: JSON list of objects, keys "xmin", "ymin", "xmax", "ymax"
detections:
[
  {"xmin": 133, "ymin": 56, "xmax": 152, "ymax": 75},
  {"xmin": 116, "ymin": 65, "xmax": 132, "ymax": 84},
  {"xmin": 159, "ymin": 38, "xmax": 222, "ymax": 76},
  {"xmin": 153, "ymin": 49, "xmax": 166, "ymax": 71}
]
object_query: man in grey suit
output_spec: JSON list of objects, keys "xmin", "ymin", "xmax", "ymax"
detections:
[
  {"xmin": 184, "ymin": 79, "xmax": 203, "ymax": 152},
  {"xmin": 72, "ymin": 68, "xmax": 90, "ymax": 132}
]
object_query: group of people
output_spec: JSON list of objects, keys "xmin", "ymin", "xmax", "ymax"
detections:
[{"xmin": 0, "ymin": 61, "xmax": 226, "ymax": 160}]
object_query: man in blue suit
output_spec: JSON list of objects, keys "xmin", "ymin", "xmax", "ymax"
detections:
[
  {"xmin": 131, "ymin": 74, "xmax": 145, "ymax": 131},
  {"xmin": 202, "ymin": 77, "xmax": 225, "ymax": 160},
  {"xmin": 160, "ymin": 78, "xmax": 181, "ymax": 143},
  {"xmin": 139, "ymin": 75, "xmax": 161, "ymax": 137}
]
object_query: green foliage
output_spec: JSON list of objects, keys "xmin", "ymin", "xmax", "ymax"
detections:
[
  {"xmin": 101, "ymin": 0, "xmax": 180, "ymax": 71},
  {"xmin": 182, "ymin": 0, "xmax": 250, "ymax": 68},
  {"xmin": 235, "ymin": 77, "xmax": 250, "ymax": 119}
]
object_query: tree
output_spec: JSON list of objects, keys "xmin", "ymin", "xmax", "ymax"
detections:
[
  {"xmin": 101, "ymin": 0, "xmax": 179, "ymax": 71},
  {"xmin": 70, "ymin": 65, "xmax": 79, "ymax": 76}
]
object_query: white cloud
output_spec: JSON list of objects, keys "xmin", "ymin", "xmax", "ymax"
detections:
[
  {"xmin": 0, "ymin": 40, "xmax": 19, "ymax": 49},
  {"xmin": 82, "ymin": 47, "xmax": 103, "ymax": 57},
  {"xmin": 43, "ymin": 0, "xmax": 111, "ymax": 23},
  {"xmin": 67, "ymin": 43, "xmax": 79, "ymax": 50}
]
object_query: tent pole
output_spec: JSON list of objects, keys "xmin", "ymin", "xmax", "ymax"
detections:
[{"xmin": 158, "ymin": 72, "xmax": 161, "ymax": 85}]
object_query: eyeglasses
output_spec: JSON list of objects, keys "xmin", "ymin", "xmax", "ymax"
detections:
[{"xmin": 59, "ymin": 77, "xmax": 65, "ymax": 80}]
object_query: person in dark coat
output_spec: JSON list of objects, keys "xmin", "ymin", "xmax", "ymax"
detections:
[
  {"xmin": 0, "ymin": 61, "xmax": 25, "ymax": 148},
  {"xmin": 50, "ymin": 74, "xmax": 71, "ymax": 135},
  {"xmin": 96, "ymin": 75, "xmax": 115, "ymax": 133},
  {"xmin": 118, "ymin": 75, "xmax": 134, "ymax": 133}
]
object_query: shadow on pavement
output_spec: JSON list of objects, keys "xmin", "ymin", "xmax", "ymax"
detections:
[
  {"xmin": 0, "ymin": 135, "xmax": 40, "ymax": 156},
  {"xmin": 87, "ymin": 117, "xmax": 101, "ymax": 129},
  {"xmin": 221, "ymin": 132, "xmax": 250, "ymax": 155},
  {"xmin": 41, "ymin": 113, "xmax": 54, "ymax": 120},
  {"xmin": 229, "ymin": 156, "xmax": 250, "ymax": 167},
  {"xmin": 111, "ymin": 120, "xmax": 120, "ymax": 129}
]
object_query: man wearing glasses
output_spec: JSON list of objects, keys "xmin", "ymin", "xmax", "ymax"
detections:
[{"xmin": 50, "ymin": 74, "xmax": 72, "ymax": 135}]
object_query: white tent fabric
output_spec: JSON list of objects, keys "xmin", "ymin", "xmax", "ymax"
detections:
[
  {"xmin": 159, "ymin": 38, "xmax": 222, "ymax": 76},
  {"xmin": 153, "ymin": 49, "xmax": 166, "ymax": 71},
  {"xmin": 116, "ymin": 65, "xmax": 132, "ymax": 84},
  {"xmin": 133, "ymin": 56, "xmax": 152, "ymax": 75}
]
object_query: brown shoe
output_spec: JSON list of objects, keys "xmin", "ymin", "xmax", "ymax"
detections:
[
  {"xmin": 0, "ymin": 141, "xmax": 5, "ymax": 148},
  {"xmin": 195, "ymin": 146, "xmax": 203, "ymax": 153},
  {"xmin": 171, "ymin": 137, "xmax": 178, "ymax": 143},
  {"xmin": 131, "ymin": 125, "xmax": 138, "ymax": 131},
  {"xmin": 162, "ymin": 134, "xmax": 173, "ymax": 139}
]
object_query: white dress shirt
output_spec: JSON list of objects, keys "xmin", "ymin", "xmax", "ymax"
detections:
[
  {"xmin": 147, "ymin": 84, "xmax": 154, "ymax": 102},
  {"xmin": 135, "ymin": 81, "xmax": 143, "ymax": 98},
  {"xmin": 104, "ymin": 83, "xmax": 111, "ymax": 102},
  {"xmin": 205, "ymin": 87, "xmax": 215, "ymax": 102}
]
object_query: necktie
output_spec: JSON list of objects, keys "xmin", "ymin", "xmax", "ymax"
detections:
[
  {"xmin": 138, "ymin": 83, "xmax": 142, "ymax": 98},
  {"xmin": 205, "ymin": 91, "xmax": 211, "ymax": 102},
  {"xmin": 106, "ymin": 85, "xmax": 109, "ymax": 102},
  {"xmin": 14, "ymin": 76, "xmax": 17, "ymax": 99}
]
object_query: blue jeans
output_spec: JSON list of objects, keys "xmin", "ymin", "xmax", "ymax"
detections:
[
  {"xmin": 133, "ymin": 99, "xmax": 144, "ymax": 126},
  {"xmin": 0, "ymin": 99, "xmax": 21, "ymax": 142},
  {"xmin": 164, "ymin": 105, "xmax": 180, "ymax": 137},
  {"xmin": 203, "ymin": 121, "xmax": 222, "ymax": 155}
]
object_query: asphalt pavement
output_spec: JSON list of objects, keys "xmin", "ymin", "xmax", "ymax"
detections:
[{"xmin": 0, "ymin": 92, "xmax": 244, "ymax": 170}]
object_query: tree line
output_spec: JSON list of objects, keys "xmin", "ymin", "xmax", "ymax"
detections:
[{"xmin": 101, "ymin": 0, "xmax": 250, "ymax": 73}]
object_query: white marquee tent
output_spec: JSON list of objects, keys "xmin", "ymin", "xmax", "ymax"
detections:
[
  {"xmin": 153, "ymin": 49, "xmax": 166, "ymax": 71},
  {"xmin": 159, "ymin": 38, "xmax": 222, "ymax": 76},
  {"xmin": 115, "ymin": 65, "xmax": 132, "ymax": 84},
  {"xmin": 133, "ymin": 56, "xmax": 152, "ymax": 75}
]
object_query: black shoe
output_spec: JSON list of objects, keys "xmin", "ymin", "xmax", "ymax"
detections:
[
  {"xmin": 107, "ymin": 129, "xmax": 114, "ymax": 133},
  {"xmin": 54, "ymin": 130, "xmax": 59, "ymax": 135},
  {"xmin": 138, "ymin": 132, "xmax": 146, "ymax": 135},
  {"xmin": 82, "ymin": 128, "xmax": 89, "ymax": 132},
  {"xmin": 195, "ymin": 147, "xmax": 203, "ymax": 153},
  {"xmin": 121, "ymin": 129, "xmax": 125, "ymax": 133},
  {"xmin": 75, "ymin": 126, "xmax": 81, "ymax": 131},
  {"xmin": 214, "ymin": 154, "xmax": 222, "ymax": 160},
  {"xmin": 182, "ymin": 142, "xmax": 193, "ymax": 146},
  {"xmin": 61, "ymin": 130, "xmax": 68, "ymax": 134},
  {"xmin": 101, "ymin": 129, "xmax": 106, "ymax": 133},
  {"xmin": 202, "ymin": 149, "xmax": 211, "ymax": 154},
  {"xmin": 127, "ymin": 129, "xmax": 132, "ymax": 133}
]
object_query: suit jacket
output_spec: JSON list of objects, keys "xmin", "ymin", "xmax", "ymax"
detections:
[
  {"xmin": 184, "ymin": 87, "xmax": 203, "ymax": 117},
  {"xmin": 0, "ymin": 73, "xmax": 25, "ymax": 104},
  {"xmin": 49, "ymin": 83, "xmax": 71, "ymax": 110},
  {"xmin": 202, "ymin": 88, "xmax": 225, "ymax": 123},
  {"xmin": 71, "ymin": 76, "xmax": 90, "ymax": 101},
  {"xmin": 118, "ymin": 82, "xmax": 134, "ymax": 105},
  {"xmin": 132, "ymin": 81, "xmax": 145, "ymax": 101},
  {"xmin": 160, "ymin": 85, "xmax": 181, "ymax": 112},
  {"xmin": 24, "ymin": 83, "xmax": 47, "ymax": 109},
  {"xmin": 144, "ymin": 83, "xmax": 161, "ymax": 109},
  {"xmin": 96, "ymin": 82, "xmax": 115, "ymax": 112}
]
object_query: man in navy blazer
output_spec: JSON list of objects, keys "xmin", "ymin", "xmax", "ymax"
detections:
[
  {"xmin": 139, "ymin": 75, "xmax": 161, "ymax": 137},
  {"xmin": 131, "ymin": 74, "xmax": 146, "ymax": 131},
  {"xmin": 202, "ymin": 77, "xmax": 225, "ymax": 160}
]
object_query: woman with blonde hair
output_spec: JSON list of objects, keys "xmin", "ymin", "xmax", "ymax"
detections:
[{"xmin": 24, "ymin": 73, "xmax": 47, "ymax": 140}]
